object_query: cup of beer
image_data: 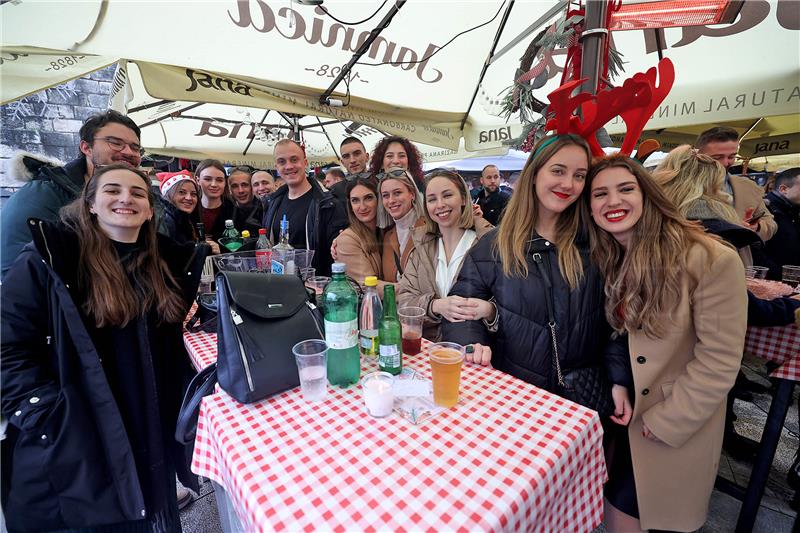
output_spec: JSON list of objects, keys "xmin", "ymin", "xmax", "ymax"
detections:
[
  {"xmin": 429, "ymin": 342, "xmax": 465, "ymax": 408},
  {"xmin": 398, "ymin": 306, "xmax": 425, "ymax": 355}
]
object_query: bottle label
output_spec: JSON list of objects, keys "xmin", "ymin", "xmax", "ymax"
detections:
[
  {"xmin": 324, "ymin": 319, "xmax": 358, "ymax": 349},
  {"xmin": 256, "ymin": 250, "xmax": 271, "ymax": 271},
  {"xmin": 359, "ymin": 329, "xmax": 378, "ymax": 357},
  {"xmin": 378, "ymin": 344, "xmax": 401, "ymax": 370},
  {"xmin": 271, "ymin": 259, "xmax": 284, "ymax": 275}
]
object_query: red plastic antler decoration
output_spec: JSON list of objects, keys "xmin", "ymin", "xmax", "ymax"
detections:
[{"xmin": 544, "ymin": 58, "xmax": 675, "ymax": 157}]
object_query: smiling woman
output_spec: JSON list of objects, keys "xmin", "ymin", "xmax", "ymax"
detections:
[{"xmin": 1, "ymin": 162, "xmax": 210, "ymax": 531}]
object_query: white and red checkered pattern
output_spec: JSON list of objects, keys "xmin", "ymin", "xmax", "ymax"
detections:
[
  {"xmin": 183, "ymin": 329, "xmax": 217, "ymax": 371},
  {"xmin": 745, "ymin": 325, "xmax": 800, "ymax": 381},
  {"xmin": 184, "ymin": 335, "xmax": 606, "ymax": 532}
]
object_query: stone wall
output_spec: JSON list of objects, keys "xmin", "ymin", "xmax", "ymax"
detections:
[{"xmin": 0, "ymin": 66, "xmax": 115, "ymax": 187}]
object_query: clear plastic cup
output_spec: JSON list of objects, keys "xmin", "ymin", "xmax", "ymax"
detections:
[
  {"xmin": 398, "ymin": 306, "xmax": 425, "ymax": 355},
  {"xmin": 429, "ymin": 342, "xmax": 465, "ymax": 408},
  {"xmin": 783, "ymin": 265, "xmax": 800, "ymax": 293},
  {"xmin": 292, "ymin": 340, "xmax": 328, "ymax": 402}
]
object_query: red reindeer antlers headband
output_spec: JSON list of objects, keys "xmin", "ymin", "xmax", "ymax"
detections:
[{"xmin": 543, "ymin": 57, "xmax": 675, "ymax": 157}]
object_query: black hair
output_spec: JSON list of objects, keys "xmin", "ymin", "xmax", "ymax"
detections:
[
  {"xmin": 79, "ymin": 110, "xmax": 141, "ymax": 145},
  {"xmin": 340, "ymin": 136, "xmax": 366, "ymax": 150},
  {"xmin": 775, "ymin": 167, "xmax": 800, "ymax": 189}
]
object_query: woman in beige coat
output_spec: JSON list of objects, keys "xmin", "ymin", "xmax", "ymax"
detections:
[
  {"xmin": 333, "ymin": 178, "xmax": 387, "ymax": 288},
  {"xmin": 398, "ymin": 170, "xmax": 495, "ymax": 341},
  {"xmin": 586, "ymin": 156, "xmax": 747, "ymax": 532},
  {"xmin": 378, "ymin": 168, "xmax": 425, "ymax": 283}
]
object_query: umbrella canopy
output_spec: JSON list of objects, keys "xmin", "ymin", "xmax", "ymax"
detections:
[
  {"xmin": 423, "ymin": 149, "xmax": 529, "ymax": 172},
  {"xmin": 2, "ymin": 1, "xmax": 798, "ymax": 158}
]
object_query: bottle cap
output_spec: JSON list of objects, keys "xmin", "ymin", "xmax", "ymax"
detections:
[
  {"xmin": 241, "ymin": 230, "xmax": 250, "ymax": 238},
  {"xmin": 331, "ymin": 262, "xmax": 346, "ymax": 274},
  {"xmin": 258, "ymin": 228, "xmax": 266, "ymax": 235},
  {"xmin": 224, "ymin": 219, "xmax": 234, "ymax": 226},
  {"xmin": 364, "ymin": 276, "xmax": 378, "ymax": 286}
]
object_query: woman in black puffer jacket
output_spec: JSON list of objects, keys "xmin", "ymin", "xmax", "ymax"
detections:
[
  {"xmin": 158, "ymin": 170, "xmax": 220, "ymax": 254},
  {"xmin": 442, "ymin": 134, "xmax": 615, "ymax": 394}
]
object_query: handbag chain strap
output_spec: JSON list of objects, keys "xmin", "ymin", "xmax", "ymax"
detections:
[{"xmin": 532, "ymin": 251, "xmax": 565, "ymax": 387}]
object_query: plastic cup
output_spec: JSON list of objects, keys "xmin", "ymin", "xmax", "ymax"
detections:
[
  {"xmin": 751, "ymin": 266, "xmax": 768, "ymax": 279},
  {"xmin": 292, "ymin": 340, "xmax": 328, "ymax": 402},
  {"xmin": 361, "ymin": 371, "xmax": 394, "ymax": 418},
  {"xmin": 300, "ymin": 267, "xmax": 316, "ymax": 281},
  {"xmin": 782, "ymin": 265, "xmax": 800, "ymax": 292},
  {"xmin": 429, "ymin": 342, "xmax": 465, "ymax": 408},
  {"xmin": 398, "ymin": 306, "xmax": 425, "ymax": 356},
  {"xmin": 305, "ymin": 276, "xmax": 330, "ymax": 308}
]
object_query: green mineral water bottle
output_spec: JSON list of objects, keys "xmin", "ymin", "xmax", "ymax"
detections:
[
  {"xmin": 378, "ymin": 285, "xmax": 402, "ymax": 375},
  {"xmin": 221, "ymin": 219, "xmax": 242, "ymax": 252},
  {"xmin": 323, "ymin": 262, "xmax": 360, "ymax": 387}
]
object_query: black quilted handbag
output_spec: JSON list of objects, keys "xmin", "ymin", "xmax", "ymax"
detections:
[{"xmin": 532, "ymin": 251, "xmax": 614, "ymax": 417}]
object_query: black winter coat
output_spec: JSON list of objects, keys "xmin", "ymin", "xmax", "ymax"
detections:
[
  {"xmin": 475, "ymin": 188, "xmax": 511, "ymax": 227},
  {"xmin": 159, "ymin": 198, "xmax": 198, "ymax": 245},
  {"xmin": 761, "ymin": 191, "xmax": 800, "ymax": 279},
  {"xmin": 1, "ymin": 220, "xmax": 207, "ymax": 532},
  {"xmin": 442, "ymin": 230, "xmax": 611, "ymax": 391},
  {"xmin": 261, "ymin": 178, "xmax": 348, "ymax": 276}
]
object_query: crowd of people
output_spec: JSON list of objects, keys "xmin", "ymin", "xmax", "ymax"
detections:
[{"xmin": 1, "ymin": 109, "xmax": 799, "ymax": 532}]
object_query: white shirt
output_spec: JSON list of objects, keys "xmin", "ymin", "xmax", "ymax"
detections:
[{"xmin": 435, "ymin": 230, "xmax": 477, "ymax": 297}]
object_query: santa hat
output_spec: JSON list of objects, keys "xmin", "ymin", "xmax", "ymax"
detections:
[{"xmin": 158, "ymin": 170, "xmax": 196, "ymax": 196}]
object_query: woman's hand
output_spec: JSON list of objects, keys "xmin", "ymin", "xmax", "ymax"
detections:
[
  {"xmin": 610, "ymin": 384, "xmax": 632, "ymax": 426},
  {"xmin": 206, "ymin": 239, "xmax": 221, "ymax": 255},
  {"xmin": 642, "ymin": 422, "xmax": 662, "ymax": 443},
  {"xmin": 331, "ymin": 238, "xmax": 339, "ymax": 261},
  {"xmin": 472, "ymin": 203, "xmax": 484, "ymax": 219},
  {"xmin": 470, "ymin": 298, "xmax": 496, "ymax": 322},
  {"xmin": 432, "ymin": 296, "xmax": 479, "ymax": 322},
  {"xmin": 465, "ymin": 343, "xmax": 492, "ymax": 366}
]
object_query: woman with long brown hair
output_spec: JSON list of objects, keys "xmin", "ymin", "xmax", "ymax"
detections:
[
  {"xmin": 333, "ymin": 177, "xmax": 390, "ymax": 289},
  {"xmin": 398, "ymin": 169, "xmax": 494, "ymax": 341},
  {"xmin": 585, "ymin": 155, "xmax": 746, "ymax": 532},
  {"xmin": 442, "ymin": 135, "xmax": 611, "ymax": 391},
  {"xmin": 1, "ymin": 163, "xmax": 208, "ymax": 532}
]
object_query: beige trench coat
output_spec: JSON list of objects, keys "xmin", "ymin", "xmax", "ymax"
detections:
[
  {"xmin": 397, "ymin": 219, "xmax": 493, "ymax": 341},
  {"xmin": 333, "ymin": 227, "xmax": 382, "ymax": 285},
  {"xmin": 626, "ymin": 239, "xmax": 747, "ymax": 531}
]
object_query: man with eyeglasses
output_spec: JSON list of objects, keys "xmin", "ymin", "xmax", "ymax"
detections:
[{"xmin": 2, "ymin": 110, "xmax": 143, "ymax": 278}]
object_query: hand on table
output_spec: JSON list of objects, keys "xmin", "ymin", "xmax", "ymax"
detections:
[
  {"xmin": 610, "ymin": 384, "xmax": 632, "ymax": 426},
  {"xmin": 465, "ymin": 343, "xmax": 492, "ymax": 366}
]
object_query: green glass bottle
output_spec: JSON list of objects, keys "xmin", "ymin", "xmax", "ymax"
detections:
[
  {"xmin": 323, "ymin": 263, "xmax": 361, "ymax": 387},
  {"xmin": 378, "ymin": 285, "xmax": 402, "ymax": 375}
]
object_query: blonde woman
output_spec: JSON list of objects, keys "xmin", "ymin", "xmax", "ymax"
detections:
[
  {"xmin": 586, "ymin": 155, "xmax": 746, "ymax": 532},
  {"xmin": 442, "ymin": 135, "xmax": 611, "ymax": 389},
  {"xmin": 398, "ymin": 170, "xmax": 493, "ymax": 341},
  {"xmin": 652, "ymin": 144, "xmax": 755, "ymax": 265},
  {"xmin": 378, "ymin": 168, "xmax": 425, "ymax": 282}
]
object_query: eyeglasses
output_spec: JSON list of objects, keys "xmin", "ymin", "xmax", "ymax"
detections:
[{"xmin": 95, "ymin": 136, "xmax": 144, "ymax": 156}]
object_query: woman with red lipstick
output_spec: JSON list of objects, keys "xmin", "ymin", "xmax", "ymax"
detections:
[
  {"xmin": 398, "ymin": 170, "xmax": 493, "ymax": 341},
  {"xmin": 586, "ymin": 155, "xmax": 747, "ymax": 532},
  {"xmin": 333, "ymin": 178, "xmax": 389, "ymax": 289},
  {"xmin": 442, "ymin": 135, "xmax": 613, "ymax": 379}
]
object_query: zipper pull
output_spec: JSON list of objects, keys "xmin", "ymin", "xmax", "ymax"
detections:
[
  {"xmin": 306, "ymin": 301, "xmax": 317, "ymax": 311},
  {"xmin": 230, "ymin": 309, "xmax": 243, "ymax": 325}
]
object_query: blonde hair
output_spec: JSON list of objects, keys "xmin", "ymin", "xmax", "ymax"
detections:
[
  {"xmin": 651, "ymin": 144, "xmax": 740, "ymax": 224},
  {"xmin": 377, "ymin": 168, "xmax": 424, "ymax": 228},
  {"xmin": 421, "ymin": 169, "xmax": 475, "ymax": 235},
  {"xmin": 586, "ymin": 156, "xmax": 719, "ymax": 338},
  {"xmin": 494, "ymin": 135, "xmax": 591, "ymax": 288}
]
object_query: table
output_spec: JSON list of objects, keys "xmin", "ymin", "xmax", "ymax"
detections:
[
  {"xmin": 183, "ymin": 330, "xmax": 606, "ymax": 532},
  {"xmin": 722, "ymin": 324, "xmax": 800, "ymax": 533}
]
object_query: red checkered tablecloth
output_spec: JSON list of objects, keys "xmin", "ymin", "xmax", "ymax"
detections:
[
  {"xmin": 745, "ymin": 324, "xmax": 800, "ymax": 381},
  {"xmin": 183, "ymin": 329, "xmax": 217, "ymax": 371},
  {"xmin": 183, "ymin": 333, "xmax": 606, "ymax": 532}
]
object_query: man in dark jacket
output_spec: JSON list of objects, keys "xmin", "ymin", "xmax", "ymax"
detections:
[
  {"xmin": 262, "ymin": 139, "xmax": 348, "ymax": 275},
  {"xmin": 761, "ymin": 167, "xmax": 800, "ymax": 279},
  {"xmin": 227, "ymin": 166, "xmax": 263, "ymax": 234},
  {"xmin": 474, "ymin": 165, "xmax": 511, "ymax": 226},
  {"xmin": 1, "ymin": 110, "xmax": 142, "ymax": 278}
]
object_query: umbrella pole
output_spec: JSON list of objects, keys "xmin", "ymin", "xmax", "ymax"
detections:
[{"xmin": 578, "ymin": 0, "xmax": 610, "ymax": 96}]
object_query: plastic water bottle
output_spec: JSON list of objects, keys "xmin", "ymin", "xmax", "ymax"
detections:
[
  {"xmin": 323, "ymin": 263, "xmax": 360, "ymax": 387},
  {"xmin": 221, "ymin": 220, "xmax": 242, "ymax": 252},
  {"xmin": 271, "ymin": 215, "xmax": 295, "ymax": 275},
  {"xmin": 359, "ymin": 276, "xmax": 382, "ymax": 359},
  {"xmin": 256, "ymin": 228, "xmax": 272, "ymax": 272}
]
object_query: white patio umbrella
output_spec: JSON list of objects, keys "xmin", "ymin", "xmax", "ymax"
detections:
[{"xmin": 2, "ymin": 1, "xmax": 798, "ymax": 156}]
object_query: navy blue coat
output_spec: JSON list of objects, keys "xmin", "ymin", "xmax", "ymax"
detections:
[
  {"xmin": 442, "ymin": 230, "xmax": 612, "ymax": 391},
  {"xmin": 1, "ymin": 220, "xmax": 207, "ymax": 532}
]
